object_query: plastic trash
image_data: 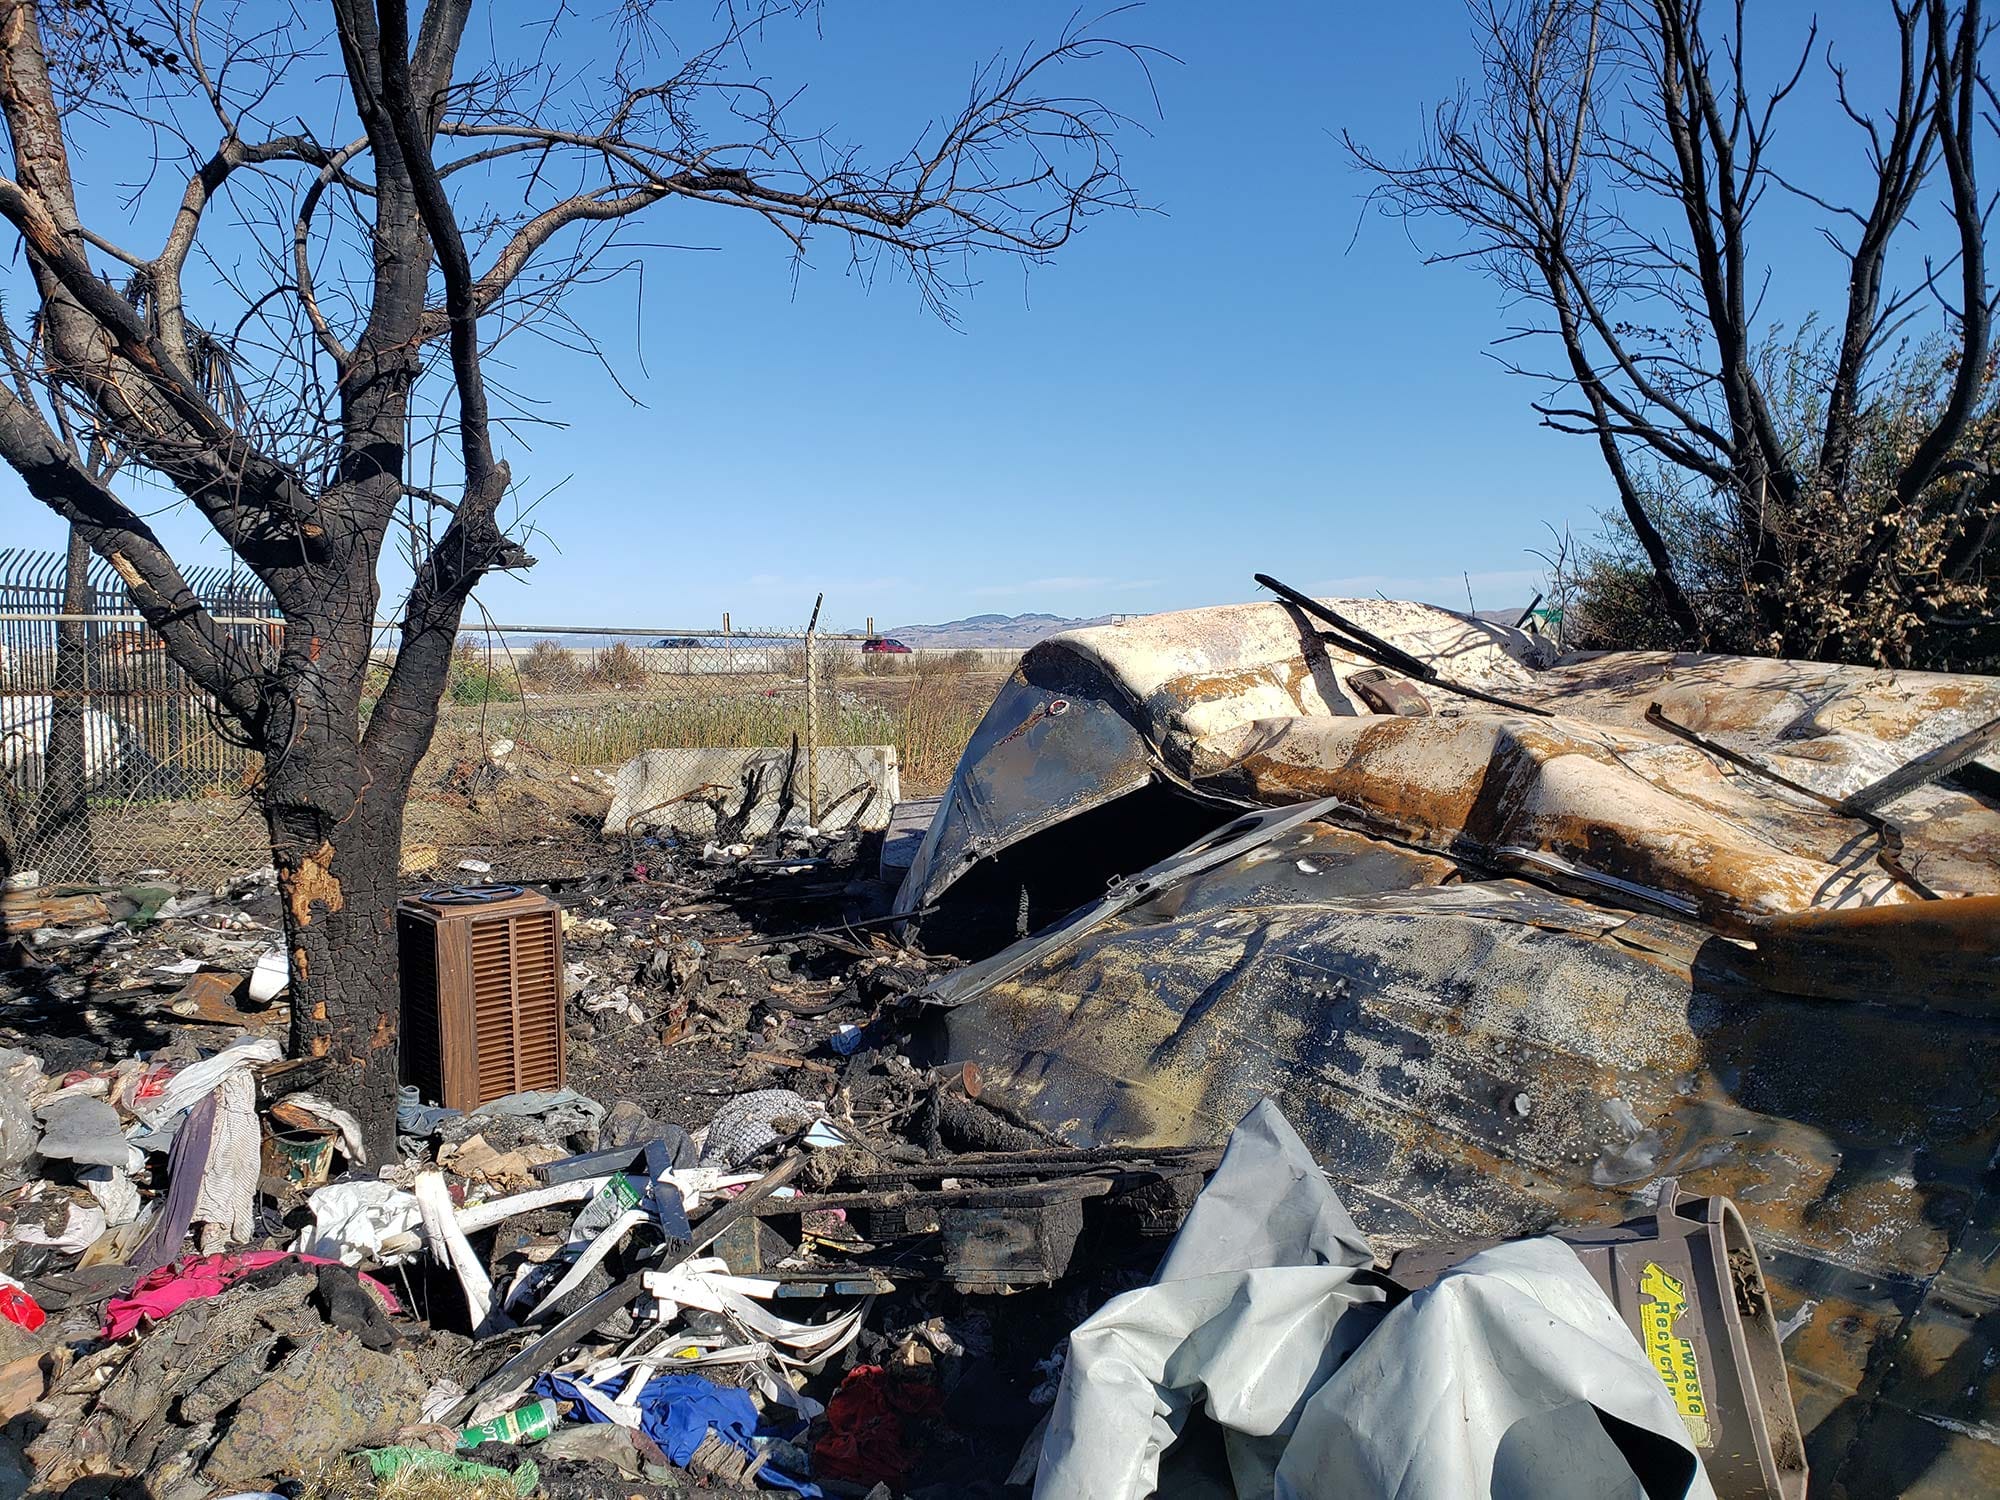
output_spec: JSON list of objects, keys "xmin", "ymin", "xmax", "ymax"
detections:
[
  {"xmin": 33, "ymin": 1095, "xmax": 128, "ymax": 1168},
  {"xmin": 698, "ymin": 1089, "xmax": 823, "ymax": 1169},
  {"xmin": 246, "ymin": 949, "xmax": 289, "ymax": 1003},
  {"xmin": 0, "ymin": 1273, "xmax": 46, "ymax": 1332},
  {"xmin": 292, "ymin": 1180, "xmax": 425, "ymax": 1267},
  {"xmin": 1036, "ymin": 1099, "xmax": 1723, "ymax": 1500},
  {"xmin": 0, "ymin": 1048, "xmax": 44, "ymax": 1174}
]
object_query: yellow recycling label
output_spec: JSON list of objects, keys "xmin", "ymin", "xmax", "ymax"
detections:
[{"xmin": 1640, "ymin": 1261, "xmax": 1713, "ymax": 1447}]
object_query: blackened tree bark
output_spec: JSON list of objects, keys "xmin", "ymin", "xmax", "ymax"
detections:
[{"xmin": 0, "ymin": 0, "xmax": 1147, "ymax": 1155}]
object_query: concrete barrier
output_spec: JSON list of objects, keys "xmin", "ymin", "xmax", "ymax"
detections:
[{"xmin": 604, "ymin": 744, "xmax": 900, "ymax": 838}]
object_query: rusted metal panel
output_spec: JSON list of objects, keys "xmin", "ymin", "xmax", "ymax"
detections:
[
  {"xmin": 895, "ymin": 656, "xmax": 1163, "ymax": 916},
  {"xmin": 926, "ymin": 819, "xmax": 2000, "ymax": 1495},
  {"xmin": 902, "ymin": 601, "xmax": 2000, "ymax": 926},
  {"xmin": 1741, "ymin": 897, "xmax": 2000, "ymax": 1013},
  {"xmin": 905, "ymin": 597, "xmax": 2000, "ymax": 1493}
]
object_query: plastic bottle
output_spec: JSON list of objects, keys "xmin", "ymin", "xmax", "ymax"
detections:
[
  {"xmin": 458, "ymin": 1396, "xmax": 558, "ymax": 1448},
  {"xmin": 0, "ymin": 1273, "xmax": 45, "ymax": 1332}
]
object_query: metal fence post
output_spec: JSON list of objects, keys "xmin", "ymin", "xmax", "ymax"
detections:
[{"xmin": 803, "ymin": 592, "xmax": 823, "ymax": 826}]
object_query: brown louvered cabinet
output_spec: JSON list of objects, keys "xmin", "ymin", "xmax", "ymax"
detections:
[{"xmin": 397, "ymin": 885, "xmax": 567, "ymax": 1110}]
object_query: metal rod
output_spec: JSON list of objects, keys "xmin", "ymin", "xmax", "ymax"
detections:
[
  {"xmin": 1252, "ymin": 572, "xmax": 1553, "ymax": 717},
  {"xmin": 1840, "ymin": 714, "xmax": 2000, "ymax": 815},
  {"xmin": 803, "ymin": 592, "xmax": 824, "ymax": 826}
]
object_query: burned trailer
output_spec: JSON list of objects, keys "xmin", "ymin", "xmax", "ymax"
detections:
[{"xmin": 898, "ymin": 595, "xmax": 2000, "ymax": 1499}]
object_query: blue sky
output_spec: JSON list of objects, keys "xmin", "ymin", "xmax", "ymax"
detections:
[{"xmin": 0, "ymin": 1, "xmax": 1941, "ymax": 631}]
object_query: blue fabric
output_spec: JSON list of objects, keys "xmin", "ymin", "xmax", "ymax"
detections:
[{"xmin": 533, "ymin": 1370, "xmax": 818, "ymax": 1496}]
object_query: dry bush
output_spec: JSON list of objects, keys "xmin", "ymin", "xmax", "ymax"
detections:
[
  {"xmin": 585, "ymin": 641, "xmax": 650, "ymax": 690},
  {"xmin": 774, "ymin": 641, "xmax": 849, "ymax": 680},
  {"xmin": 517, "ymin": 639, "xmax": 583, "ymax": 691}
]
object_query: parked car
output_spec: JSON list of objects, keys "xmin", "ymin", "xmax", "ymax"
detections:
[
  {"xmin": 651, "ymin": 636, "xmax": 703, "ymax": 649},
  {"xmin": 861, "ymin": 637, "xmax": 911, "ymax": 654}
]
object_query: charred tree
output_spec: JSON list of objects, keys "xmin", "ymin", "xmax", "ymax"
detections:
[
  {"xmin": 0, "ymin": 0, "xmax": 1148, "ymax": 1153},
  {"xmin": 1350, "ymin": 0, "xmax": 2000, "ymax": 666}
]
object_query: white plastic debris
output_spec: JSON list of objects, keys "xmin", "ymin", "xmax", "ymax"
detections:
[
  {"xmin": 1035, "ymin": 1100, "xmax": 1719, "ymax": 1500},
  {"xmin": 294, "ymin": 1179, "xmax": 426, "ymax": 1267},
  {"xmin": 414, "ymin": 1169, "xmax": 498, "ymax": 1332},
  {"xmin": 247, "ymin": 949, "xmax": 290, "ymax": 1004},
  {"xmin": 278, "ymin": 1093, "xmax": 368, "ymax": 1165},
  {"xmin": 639, "ymin": 1258, "xmax": 868, "ymax": 1368},
  {"xmin": 12, "ymin": 1197, "xmax": 107, "ymax": 1254},
  {"xmin": 80, "ymin": 1164, "xmax": 142, "ymax": 1227}
]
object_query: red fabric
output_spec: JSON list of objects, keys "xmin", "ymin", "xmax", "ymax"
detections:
[
  {"xmin": 101, "ymin": 1251, "xmax": 400, "ymax": 1339},
  {"xmin": 0, "ymin": 1284, "xmax": 45, "ymax": 1332},
  {"xmin": 812, "ymin": 1364, "xmax": 945, "ymax": 1486}
]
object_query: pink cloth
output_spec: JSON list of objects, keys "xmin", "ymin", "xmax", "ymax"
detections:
[{"xmin": 102, "ymin": 1250, "xmax": 401, "ymax": 1339}]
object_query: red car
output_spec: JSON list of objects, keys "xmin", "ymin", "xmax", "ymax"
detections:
[{"xmin": 861, "ymin": 637, "xmax": 911, "ymax": 654}]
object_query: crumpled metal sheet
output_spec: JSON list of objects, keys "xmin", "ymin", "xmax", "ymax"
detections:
[
  {"xmin": 895, "ymin": 656, "xmax": 1163, "ymax": 916},
  {"xmin": 1193, "ymin": 710, "xmax": 1931, "ymax": 926},
  {"xmin": 932, "ymin": 815, "xmax": 2000, "ymax": 1497},
  {"xmin": 909, "ymin": 598, "xmax": 2000, "ymax": 1495},
  {"xmin": 899, "ymin": 598, "xmax": 1539, "ymax": 916},
  {"xmin": 902, "ymin": 598, "xmax": 2000, "ymax": 921}
]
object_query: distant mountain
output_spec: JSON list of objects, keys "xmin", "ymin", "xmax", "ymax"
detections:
[{"xmin": 882, "ymin": 611, "xmax": 1123, "ymax": 648}]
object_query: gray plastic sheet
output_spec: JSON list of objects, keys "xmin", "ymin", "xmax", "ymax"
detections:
[{"xmin": 1035, "ymin": 1100, "xmax": 1716, "ymax": 1500}]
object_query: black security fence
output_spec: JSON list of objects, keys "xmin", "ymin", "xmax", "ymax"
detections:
[{"xmin": 0, "ymin": 547, "xmax": 281, "ymax": 884}]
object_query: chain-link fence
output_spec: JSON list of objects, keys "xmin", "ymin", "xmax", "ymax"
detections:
[
  {"xmin": 398, "ymin": 624, "xmax": 1003, "ymax": 876},
  {"xmin": 3, "ymin": 551, "xmax": 1008, "ymax": 888}
]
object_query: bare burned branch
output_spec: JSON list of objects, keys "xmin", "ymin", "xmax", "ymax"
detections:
[
  {"xmin": 1350, "ymin": 0, "xmax": 2000, "ymax": 666},
  {"xmin": 0, "ymin": 0, "xmax": 1150, "ymax": 1145}
]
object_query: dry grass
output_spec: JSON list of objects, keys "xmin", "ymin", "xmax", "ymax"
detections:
[
  {"xmin": 892, "ymin": 669, "xmax": 991, "ymax": 793},
  {"xmin": 297, "ymin": 1452, "xmax": 526, "ymax": 1500},
  {"xmin": 421, "ymin": 645, "xmax": 1003, "ymax": 803},
  {"xmin": 489, "ymin": 691, "xmax": 898, "ymax": 766},
  {"xmin": 857, "ymin": 647, "xmax": 986, "ymax": 678}
]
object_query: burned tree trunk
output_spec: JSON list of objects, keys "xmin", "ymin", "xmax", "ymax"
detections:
[
  {"xmin": 259, "ymin": 600, "xmax": 465, "ymax": 1159},
  {"xmin": 263, "ymin": 750, "xmax": 408, "ymax": 1164},
  {"xmin": 0, "ymin": 0, "xmax": 1144, "ymax": 1148}
]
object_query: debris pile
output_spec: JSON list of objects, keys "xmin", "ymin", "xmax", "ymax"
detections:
[
  {"xmin": 7, "ymin": 587, "xmax": 1992, "ymax": 1496},
  {"xmin": 0, "ymin": 826, "xmax": 1217, "ymax": 1498}
]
